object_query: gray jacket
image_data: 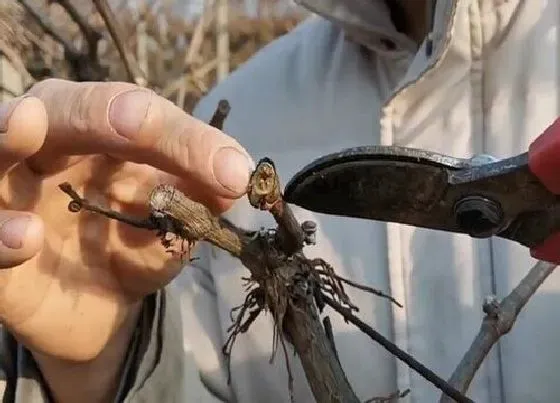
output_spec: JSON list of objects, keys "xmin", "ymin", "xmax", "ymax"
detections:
[{"xmin": 4, "ymin": 0, "xmax": 560, "ymax": 402}]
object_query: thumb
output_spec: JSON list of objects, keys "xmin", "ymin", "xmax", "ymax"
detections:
[{"xmin": 0, "ymin": 212, "xmax": 44, "ymax": 269}]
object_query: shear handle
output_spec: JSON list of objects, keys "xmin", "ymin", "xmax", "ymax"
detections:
[{"xmin": 528, "ymin": 117, "xmax": 560, "ymax": 263}]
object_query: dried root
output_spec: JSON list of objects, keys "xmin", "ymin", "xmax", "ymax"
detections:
[
  {"xmin": 221, "ymin": 260, "xmax": 300, "ymax": 401},
  {"xmin": 160, "ymin": 231, "xmax": 195, "ymax": 263},
  {"xmin": 223, "ymin": 284, "xmax": 265, "ymax": 383},
  {"xmin": 220, "ymin": 252, "xmax": 373, "ymax": 402}
]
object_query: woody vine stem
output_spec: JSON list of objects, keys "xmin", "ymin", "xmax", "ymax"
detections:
[{"xmin": 58, "ymin": 100, "xmax": 556, "ymax": 403}]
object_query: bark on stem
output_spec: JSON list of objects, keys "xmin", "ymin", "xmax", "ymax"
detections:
[
  {"xmin": 246, "ymin": 157, "xmax": 305, "ymax": 255},
  {"xmin": 440, "ymin": 260, "xmax": 557, "ymax": 402},
  {"xmin": 148, "ymin": 184, "xmax": 360, "ymax": 402}
]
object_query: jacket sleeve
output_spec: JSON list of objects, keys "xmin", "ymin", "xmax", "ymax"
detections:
[
  {"xmin": 119, "ymin": 284, "xmax": 226, "ymax": 403},
  {"xmin": 170, "ymin": 242, "xmax": 234, "ymax": 402},
  {"xmin": 0, "ymin": 286, "xmax": 224, "ymax": 403}
]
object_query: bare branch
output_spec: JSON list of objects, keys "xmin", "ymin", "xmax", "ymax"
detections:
[
  {"xmin": 314, "ymin": 267, "xmax": 403, "ymax": 308},
  {"xmin": 161, "ymin": 57, "xmax": 219, "ymax": 99},
  {"xmin": 322, "ymin": 295, "xmax": 474, "ymax": 403},
  {"xmin": 247, "ymin": 157, "xmax": 305, "ymax": 255},
  {"xmin": 208, "ymin": 99, "xmax": 231, "ymax": 129},
  {"xmin": 440, "ymin": 260, "xmax": 557, "ymax": 402},
  {"xmin": 58, "ymin": 183, "xmax": 159, "ymax": 231},
  {"xmin": 17, "ymin": 0, "xmax": 108, "ymax": 81},
  {"xmin": 16, "ymin": 0, "xmax": 80, "ymax": 58},
  {"xmin": 184, "ymin": 2, "xmax": 213, "ymax": 66},
  {"xmin": 53, "ymin": 0, "xmax": 102, "ymax": 57},
  {"xmin": 92, "ymin": 0, "xmax": 146, "ymax": 85},
  {"xmin": 148, "ymin": 184, "xmax": 248, "ymax": 257}
]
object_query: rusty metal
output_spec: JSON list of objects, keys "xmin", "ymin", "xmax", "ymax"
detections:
[{"xmin": 284, "ymin": 146, "xmax": 560, "ymax": 249}]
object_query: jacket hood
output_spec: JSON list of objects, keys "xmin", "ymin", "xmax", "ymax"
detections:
[{"xmin": 295, "ymin": 0, "xmax": 431, "ymax": 54}]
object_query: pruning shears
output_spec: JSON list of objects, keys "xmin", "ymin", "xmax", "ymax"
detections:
[{"xmin": 283, "ymin": 118, "xmax": 560, "ymax": 264}]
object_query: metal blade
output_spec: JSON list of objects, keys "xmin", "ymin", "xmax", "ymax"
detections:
[{"xmin": 283, "ymin": 146, "xmax": 469, "ymax": 231}]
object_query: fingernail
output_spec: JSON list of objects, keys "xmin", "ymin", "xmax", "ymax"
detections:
[
  {"xmin": 0, "ymin": 96, "xmax": 26, "ymax": 133},
  {"xmin": 108, "ymin": 90, "xmax": 152, "ymax": 139},
  {"xmin": 0, "ymin": 216, "xmax": 30, "ymax": 249},
  {"xmin": 213, "ymin": 147, "xmax": 253, "ymax": 195}
]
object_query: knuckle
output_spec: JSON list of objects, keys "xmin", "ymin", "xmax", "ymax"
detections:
[
  {"xmin": 67, "ymin": 83, "xmax": 96, "ymax": 135},
  {"xmin": 26, "ymin": 78, "xmax": 65, "ymax": 97}
]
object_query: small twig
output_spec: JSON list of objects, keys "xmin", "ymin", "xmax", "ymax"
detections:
[
  {"xmin": 208, "ymin": 99, "xmax": 231, "ymax": 130},
  {"xmin": 322, "ymin": 295, "xmax": 474, "ymax": 403},
  {"xmin": 210, "ymin": 101, "xmax": 305, "ymax": 256},
  {"xmin": 364, "ymin": 389, "xmax": 410, "ymax": 403},
  {"xmin": 440, "ymin": 260, "xmax": 557, "ymax": 402},
  {"xmin": 92, "ymin": 0, "xmax": 146, "ymax": 85},
  {"xmin": 247, "ymin": 158, "xmax": 305, "ymax": 255},
  {"xmin": 58, "ymin": 183, "xmax": 157, "ymax": 230},
  {"xmin": 174, "ymin": 4, "xmax": 214, "ymax": 106},
  {"xmin": 315, "ymin": 268, "xmax": 402, "ymax": 308},
  {"xmin": 161, "ymin": 57, "xmax": 220, "ymax": 99}
]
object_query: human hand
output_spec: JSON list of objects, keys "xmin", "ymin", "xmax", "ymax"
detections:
[{"xmin": 0, "ymin": 79, "xmax": 253, "ymax": 361}]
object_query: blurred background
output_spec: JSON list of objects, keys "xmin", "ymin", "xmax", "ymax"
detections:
[{"xmin": 0, "ymin": 0, "xmax": 307, "ymax": 111}]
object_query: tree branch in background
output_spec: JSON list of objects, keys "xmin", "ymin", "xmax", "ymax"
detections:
[
  {"xmin": 92, "ymin": 0, "xmax": 146, "ymax": 86},
  {"xmin": 54, "ymin": 0, "xmax": 101, "ymax": 59},
  {"xmin": 17, "ymin": 0, "xmax": 80, "ymax": 58},
  {"xmin": 18, "ymin": 0, "xmax": 145, "ymax": 84},
  {"xmin": 16, "ymin": 0, "xmax": 108, "ymax": 81},
  {"xmin": 176, "ymin": 0, "xmax": 214, "ymax": 108},
  {"xmin": 440, "ymin": 260, "xmax": 557, "ymax": 402}
]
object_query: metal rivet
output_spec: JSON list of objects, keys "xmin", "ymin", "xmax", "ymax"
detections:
[{"xmin": 453, "ymin": 196, "xmax": 504, "ymax": 238}]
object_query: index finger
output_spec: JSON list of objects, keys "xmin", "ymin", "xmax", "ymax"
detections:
[{"xmin": 26, "ymin": 79, "xmax": 253, "ymax": 205}]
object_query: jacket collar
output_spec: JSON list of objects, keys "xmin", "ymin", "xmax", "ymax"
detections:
[{"xmin": 295, "ymin": 0, "xmax": 453, "ymax": 56}]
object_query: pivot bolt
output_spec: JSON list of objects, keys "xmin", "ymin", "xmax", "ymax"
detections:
[{"xmin": 453, "ymin": 196, "xmax": 503, "ymax": 238}]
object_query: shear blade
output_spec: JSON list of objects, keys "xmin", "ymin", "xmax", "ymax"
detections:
[{"xmin": 283, "ymin": 146, "xmax": 468, "ymax": 226}]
